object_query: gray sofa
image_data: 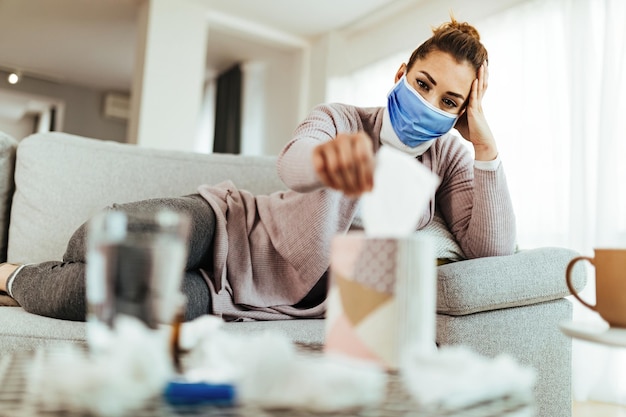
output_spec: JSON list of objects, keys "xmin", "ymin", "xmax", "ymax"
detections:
[{"xmin": 0, "ymin": 131, "xmax": 586, "ymax": 417}]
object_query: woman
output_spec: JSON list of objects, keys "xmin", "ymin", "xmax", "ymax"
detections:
[{"xmin": 0, "ymin": 18, "xmax": 515, "ymax": 322}]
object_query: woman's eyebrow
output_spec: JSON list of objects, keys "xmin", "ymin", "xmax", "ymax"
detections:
[
  {"xmin": 447, "ymin": 91, "xmax": 466, "ymax": 100},
  {"xmin": 419, "ymin": 71, "xmax": 437, "ymax": 85},
  {"xmin": 419, "ymin": 70, "xmax": 466, "ymax": 100}
]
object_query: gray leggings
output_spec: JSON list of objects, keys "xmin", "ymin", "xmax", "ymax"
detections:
[{"xmin": 10, "ymin": 195, "xmax": 215, "ymax": 322}]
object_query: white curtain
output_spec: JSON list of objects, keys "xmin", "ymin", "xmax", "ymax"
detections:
[
  {"xmin": 327, "ymin": 0, "xmax": 626, "ymax": 405},
  {"xmin": 481, "ymin": 0, "xmax": 626, "ymax": 404},
  {"xmin": 326, "ymin": 51, "xmax": 406, "ymax": 107}
]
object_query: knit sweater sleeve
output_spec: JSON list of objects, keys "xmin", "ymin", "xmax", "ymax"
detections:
[
  {"xmin": 434, "ymin": 137, "xmax": 517, "ymax": 258},
  {"xmin": 276, "ymin": 104, "xmax": 363, "ymax": 192}
]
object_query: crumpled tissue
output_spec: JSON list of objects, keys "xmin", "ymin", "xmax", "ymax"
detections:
[
  {"xmin": 180, "ymin": 315, "xmax": 387, "ymax": 411},
  {"xmin": 401, "ymin": 344, "xmax": 536, "ymax": 411},
  {"xmin": 29, "ymin": 315, "xmax": 172, "ymax": 417},
  {"xmin": 360, "ymin": 145, "xmax": 440, "ymax": 237}
]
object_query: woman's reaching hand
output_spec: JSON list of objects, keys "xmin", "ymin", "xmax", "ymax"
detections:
[{"xmin": 312, "ymin": 132, "xmax": 375, "ymax": 197}]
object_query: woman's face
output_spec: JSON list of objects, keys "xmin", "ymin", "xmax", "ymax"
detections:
[{"xmin": 396, "ymin": 50, "xmax": 475, "ymax": 115}]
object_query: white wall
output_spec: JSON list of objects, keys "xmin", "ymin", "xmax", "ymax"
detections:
[
  {"xmin": 0, "ymin": 71, "xmax": 127, "ymax": 142},
  {"xmin": 259, "ymin": 49, "xmax": 303, "ymax": 155},
  {"xmin": 0, "ymin": 114, "xmax": 35, "ymax": 141},
  {"xmin": 307, "ymin": 32, "xmax": 347, "ymax": 111},
  {"xmin": 224, "ymin": 48, "xmax": 303, "ymax": 156},
  {"xmin": 330, "ymin": 0, "xmax": 531, "ymax": 77},
  {"xmin": 201, "ymin": 22, "xmax": 306, "ymax": 156},
  {"xmin": 0, "ymin": 0, "xmax": 533, "ymax": 153},
  {"xmin": 240, "ymin": 62, "xmax": 265, "ymax": 156},
  {"xmin": 298, "ymin": 0, "xmax": 532, "ymax": 131},
  {"xmin": 0, "ymin": 1, "xmax": 537, "ymax": 154},
  {"xmin": 128, "ymin": 0, "xmax": 208, "ymax": 151},
  {"xmin": 220, "ymin": 0, "xmax": 535, "ymax": 156}
]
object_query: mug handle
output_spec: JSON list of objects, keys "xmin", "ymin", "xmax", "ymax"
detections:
[{"xmin": 566, "ymin": 256, "xmax": 596, "ymax": 311}]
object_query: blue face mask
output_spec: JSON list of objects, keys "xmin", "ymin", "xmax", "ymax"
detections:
[{"xmin": 387, "ymin": 74, "xmax": 459, "ymax": 147}]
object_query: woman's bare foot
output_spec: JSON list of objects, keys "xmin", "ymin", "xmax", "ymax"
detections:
[{"xmin": 0, "ymin": 263, "xmax": 20, "ymax": 292}]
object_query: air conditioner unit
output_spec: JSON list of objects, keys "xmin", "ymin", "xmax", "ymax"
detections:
[{"xmin": 103, "ymin": 92, "xmax": 130, "ymax": 120}]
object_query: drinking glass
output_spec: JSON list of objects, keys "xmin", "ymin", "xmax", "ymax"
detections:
[{"xmin": 86, "ymin": 209, "xmax": 190, "ymax": 349}]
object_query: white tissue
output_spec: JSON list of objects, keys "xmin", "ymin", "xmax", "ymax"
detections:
[
  {"xmin": 361, "ymin": 146, "xmax": 440, "ymax": 237},
  {"xmin": 26, "ymin": 315, "xmax": 386, "ymax": 415},
  {"xmin": 401, "ymin": 345, "xmax": 536, "ymax": 411},
  {"xmin": 180, "ymin": 315, "xmax": 387, "ymax": 411},
  {"xmin": 30, "ymin": 316, "xmax": 173, "ymax": 417}
]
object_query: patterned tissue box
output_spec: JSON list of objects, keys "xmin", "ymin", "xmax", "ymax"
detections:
[{"xmin": 324, "ymin": 232, "xmax": 437, "ymax": 369}]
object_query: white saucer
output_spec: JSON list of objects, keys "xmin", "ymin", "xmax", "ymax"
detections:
[{"xmin": 559, "ymin": 321, "xmax": 626, "ymax": 348}]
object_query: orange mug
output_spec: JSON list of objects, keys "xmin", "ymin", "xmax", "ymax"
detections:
[{"xmin": 566, "ymin": 248, "xmax": 626, "ymax": 328}]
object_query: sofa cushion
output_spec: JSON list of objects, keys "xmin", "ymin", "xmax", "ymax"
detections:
[
  {"xmin": 415, "ymin": 211, "xmax": 465, "ymax": 262},
  {"xmin": 0, "ymin": 307, "xmax": 326, "ymax": 353},
  {"xmin": 0, "ymin": 307, "xmax": 86, "ymax": 352},
  {"xmin": 436, "ymin": 247, "xmax": 587, "ymax": 315},
  {"xmin": 0, "ymin": 132, "xmax": 17, "ymax": 262},
  {"xmin": 8, "ymin": 133, "xmax": 286, "ymax": 264}
]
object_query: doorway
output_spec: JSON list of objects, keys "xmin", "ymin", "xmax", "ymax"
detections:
[{"xmin": 0, "ymin": 89, "xmax": 64, "ymax": 141}]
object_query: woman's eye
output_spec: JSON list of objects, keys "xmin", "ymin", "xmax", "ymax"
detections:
[
  {"xmin": 442, "ymin": 98, "xmax": 457, "ymax": 109},
  {"xmin": 416, "ymin": 80, "xmax": 429, "ymax": 90}
]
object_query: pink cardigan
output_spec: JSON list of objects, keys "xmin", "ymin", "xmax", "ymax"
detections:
[{"xmin": 197, "ymin": 104, "xmax": 516, "ymax": 321}]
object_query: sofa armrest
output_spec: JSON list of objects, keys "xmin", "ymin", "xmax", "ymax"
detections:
[{"xmin": 436, "ymin": 247, "xmax": 587, "ymax": 316}]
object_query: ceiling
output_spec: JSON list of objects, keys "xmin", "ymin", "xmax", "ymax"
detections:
[{"xmin": 0, "ymin": 0, "xmax": 416, "ymax": 92}]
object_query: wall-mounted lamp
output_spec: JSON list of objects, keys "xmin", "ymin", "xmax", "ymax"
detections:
[{"xmin": 7, "ymin": 71, "xmax": 21, "ymax": 84}]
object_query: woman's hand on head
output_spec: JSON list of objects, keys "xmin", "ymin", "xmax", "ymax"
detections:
[
  {"xmin": 454, "ymin": 62, "xmax": 498, "ymax": 161},
  {"xmin": 312, "ymin": 132, "xmax": 375, "ymax": 197}
]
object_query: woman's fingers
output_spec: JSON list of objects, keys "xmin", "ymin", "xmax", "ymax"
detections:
[
  {"xmin": 475, "ymin": 62, "xmax": 488, "ymax": 102},
  {"xmin": 482, "ymin": 62, "xmax": 489, "ymax": 92},
  {"xmin": 461, "ymin": 61, "xmax": 497, "ymax": 159},
  {"xmin": 333, "ymin": 133, "xmax": 374, "ymax": 195},
  {"xmin": 467, "ymin": 61, "xmax": 487, "ymax": 115},
  {"xmin": 470, "ymin": 77, "xmax": 479, "ymax": 108},
  {"xmin": 312, "ymin": 146, "xmax": 338, "ymax": 189},
  {"xmin": 352, "ymin": 133, "xmax": 375, "ymax": 193},
  {"xmin": 335, "ymin": 135, "xmax": 359, "ymax": 193},
  {"xmin": 312, "ymin": 132, "xmax": 374, "ymax": 196}
]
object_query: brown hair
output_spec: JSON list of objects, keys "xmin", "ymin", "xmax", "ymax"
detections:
[{"xmin": 407, "ymin": 17, "xmax": 487, "ymax": 72}]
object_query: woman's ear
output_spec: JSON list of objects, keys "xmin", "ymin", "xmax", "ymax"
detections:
[{"xmin": 394, "ymin": 63, "xmax": 407, "ymax": 83}]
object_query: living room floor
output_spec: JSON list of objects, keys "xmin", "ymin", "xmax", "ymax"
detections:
[{"xmin": 574, "ymin": 401, "xmax": 626, "ymax": 416}]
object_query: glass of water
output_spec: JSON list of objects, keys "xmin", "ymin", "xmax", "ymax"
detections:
[{"xmin": 86, "ymin": 208, "xmax": 190, "ymax": 348}]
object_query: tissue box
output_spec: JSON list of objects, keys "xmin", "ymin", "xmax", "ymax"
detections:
[{"xmin": 324, "ymin": 232, "xmax": 436, "ymax": 369}]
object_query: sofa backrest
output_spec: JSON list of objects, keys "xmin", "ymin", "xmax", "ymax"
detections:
[
  {"xmin": 0, "ymin": 132, "xmax": 18, "ymax": 262},
  {"xmin": 8, "ymin": 132, "xmax": 286, "ymax": 264}
]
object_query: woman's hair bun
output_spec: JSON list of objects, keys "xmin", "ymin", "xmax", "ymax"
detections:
[
  {"xmin": 408, "ymin": 13, "xmax": 487, "ymax": 71},
  {"xmin": 434, "ymin": 16, "xmax": 481, "ymax": 41}
]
